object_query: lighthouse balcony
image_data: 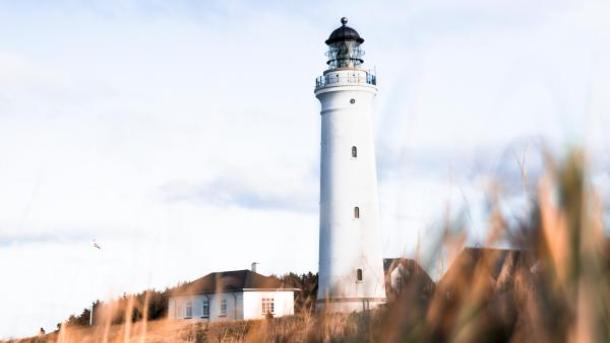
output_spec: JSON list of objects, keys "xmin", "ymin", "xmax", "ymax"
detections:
[{"xmin": 315, "ymin": 70, "xmax": 376, "ymax": 90}]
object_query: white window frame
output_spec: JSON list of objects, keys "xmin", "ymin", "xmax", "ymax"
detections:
[
  {"xmin": 220, "ymin": 298, "xmax": 227, "ymax": 317},
  {"xmin": 185, "ymin": 301, "xmax": 192, "ymax": 319},
  {"xmin": 261, "ymin": 297, "xmax": 275, "ymax": 315},
  {"xmin": 201, "ymin": 299, "xmax": 209, "ymax": 318}
]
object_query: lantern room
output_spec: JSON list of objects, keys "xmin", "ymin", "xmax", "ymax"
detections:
[{"xmin": 325, "ymin": 17, "xmax": 365, "ymax": 69}]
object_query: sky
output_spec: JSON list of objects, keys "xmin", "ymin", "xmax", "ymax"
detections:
[{"xmin": 1, "ymin": 0, "xmax": 610, "ymax": 338}]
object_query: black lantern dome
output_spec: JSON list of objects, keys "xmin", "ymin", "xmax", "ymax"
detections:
[
  {"xmin": 325, "ymin": 17, "xmax": 365, "ymax": 69},
  {"xmin": 325, "ymin": 17, "xmax": 364, "ymax": 45}
]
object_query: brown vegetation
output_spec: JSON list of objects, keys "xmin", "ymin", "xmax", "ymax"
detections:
[{"xmin": 4, "ymin": 149, "xmax": 609, "ymax": 342}]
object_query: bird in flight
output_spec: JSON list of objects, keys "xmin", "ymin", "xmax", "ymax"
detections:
[{"xmin": 93, "ymin": 240, "xmax": 102, "ymax": 250}]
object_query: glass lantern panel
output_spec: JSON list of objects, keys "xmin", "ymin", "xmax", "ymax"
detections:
[{"xmin": 326, "ymin": 41, "xmax": 364, "ymax": 68}]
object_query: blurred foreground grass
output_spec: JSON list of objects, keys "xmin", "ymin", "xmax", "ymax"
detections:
[{"xmin": 4, "ymin": 149, "xmax": 609, "ymax": 343}]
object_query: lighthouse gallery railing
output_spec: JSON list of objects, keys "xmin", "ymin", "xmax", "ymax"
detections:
[{"xmin": 315, "ymin": 71, "xmax": 377, "ymax": 89}]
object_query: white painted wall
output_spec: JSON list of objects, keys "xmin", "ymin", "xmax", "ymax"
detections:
[
  {"xmin": 169, "ymin": 292, "xmax": 243, "ymax": 321},
  {"xmin": 315, "ymin": 68, "xmax": 387, "ymax": 312},
  {"xmin": 169, "ymin": 290, "xmax": 295, "ymax": 321},
  {"xmin": 242, "ymin": 290, "xmax": 295, "ymax": 319}
]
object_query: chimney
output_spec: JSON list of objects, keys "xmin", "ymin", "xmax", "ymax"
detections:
[{"xmin": 251, "ymin": 262, "xmax": 258, "ymax": 273}]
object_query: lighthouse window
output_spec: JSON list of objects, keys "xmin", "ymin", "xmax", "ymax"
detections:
[
  {"xmin": 350, "ymin": 98, "xmax": 356, "ymax": 104},
  {"xmin": 357, "ymin": 268, "xmax": 363, "ymax": 281},
  {"xmin": 354, "ymin": 207, "xmax": 360, "ymax": 219},
  {"xmin": 352, "ymin": 146, "xmax": 357, "ymax": 158}
]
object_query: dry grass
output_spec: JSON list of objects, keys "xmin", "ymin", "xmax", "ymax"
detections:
[{"xmin": 4, "ymin": 149, "xmax": 609, "ymax": 343}]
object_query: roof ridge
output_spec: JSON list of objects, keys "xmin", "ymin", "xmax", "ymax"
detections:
[{"xmin": 220, "ymin": 269, "xmax": 251, "ymax": 274}]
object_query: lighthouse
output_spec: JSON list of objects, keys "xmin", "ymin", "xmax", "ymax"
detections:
[{"xmin": 315, "ymin": 18, "xmax": 386, "ymax": 312}]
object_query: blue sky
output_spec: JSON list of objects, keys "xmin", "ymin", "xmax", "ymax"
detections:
[{"xmin": 1, "ymin": 0, "xmax": 609, "ymax": 338}]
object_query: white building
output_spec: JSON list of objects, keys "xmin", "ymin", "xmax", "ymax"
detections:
[
  {"xmin": 315, "ymin": 18, "xmax": 387, "ymax": 312},
  {"xmin": 168, "ymin": 269, "xmax": 298, "ymax": 321}
]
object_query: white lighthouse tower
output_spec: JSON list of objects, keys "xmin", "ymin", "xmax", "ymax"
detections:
[{"xmin": 315, "ymin": 18, "xmax": 386, "ymax": 312}]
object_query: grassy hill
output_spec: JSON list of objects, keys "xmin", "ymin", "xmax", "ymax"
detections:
[
  {"xmin": 4, "ymin": 150, "xmax": 610, "ymax": 342},
  {"xmin": 0, "ymin": 314, "xmax": 360, "ymax": 343}
]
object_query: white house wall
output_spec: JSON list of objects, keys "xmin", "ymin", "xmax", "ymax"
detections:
[
  {"xmin": 169, "ymin": 292, "xmax": 243, "ymax": 321},
  {"xmin": 169, "ymin": 290, "xmax": 294, "ymax": 322},
  {"xmin": 242, "ymin": 290, "xmax": 295, "ymax": 320}
]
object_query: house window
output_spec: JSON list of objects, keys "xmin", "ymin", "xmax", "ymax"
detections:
[
  {"xmin": 352, "ymin": 146, "xmax": 357, "ymax": 158},
  {"xmin": 220, "ymin": 298, "xmax": 227, "ymax": 317},
  {"xmin": 202, "ymin": 299, "xmax": 209, "ymax": 318},
  {"xmin": 262, "ymin": 298, "xmax": 275, "ymax": 315},
  {"xmin": 354, "ymin": 207, "xmax": 360, "ymax": 219},
  {"xmin": 185, "ymin": 301, "xmax": 192, "ymax": 319},
  {"xmin": 357, "ymin": 268, "xmax": 363, "ymax": 282}
]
